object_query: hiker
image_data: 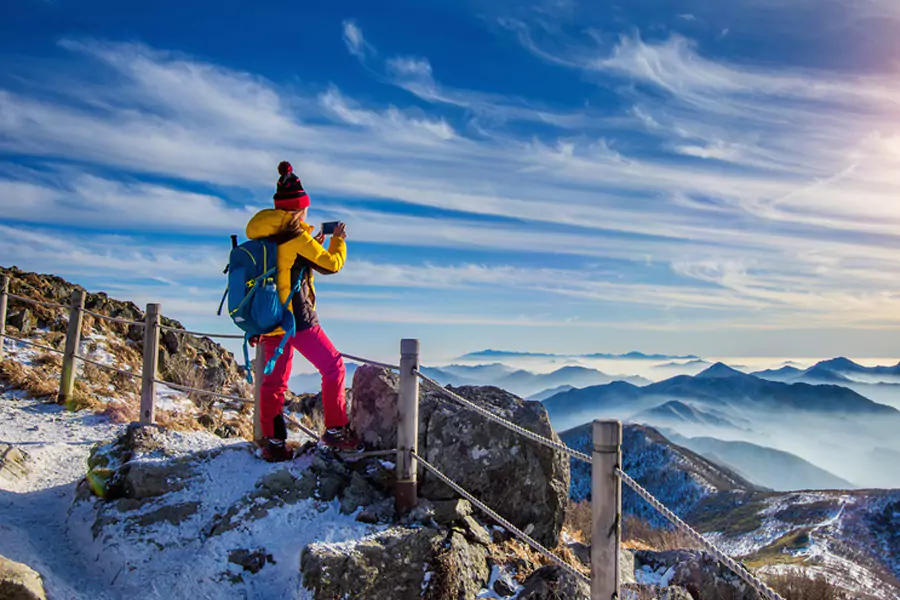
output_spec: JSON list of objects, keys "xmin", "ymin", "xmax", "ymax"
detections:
[{"xmin": 245, "ymin": 161, "xmax": 363, "ymax": 461}]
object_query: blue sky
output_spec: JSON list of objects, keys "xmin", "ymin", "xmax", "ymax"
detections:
[{"xmin": 2, "ymin": 0, "xmax": 900, "ymax": 364}]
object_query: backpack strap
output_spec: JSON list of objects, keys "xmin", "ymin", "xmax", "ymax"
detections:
[
  {"xmin": 228, "ymin": 267, "xmax": 277, "ymax": 317},
  {"xmin": 263, "ymin": 267, "xmax": 307, "ymax": 376},
  {"xmin": 242, "ymin": 332, "xmax": 253, "ymax": 384}
]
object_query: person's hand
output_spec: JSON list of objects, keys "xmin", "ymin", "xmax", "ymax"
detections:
[
  {"xmin": 314, "ymin": 231, "xmax": 326, "ymax": 245},
  {"xmin": 334, "ymin": 222, "xmax": 347, "ymax": 240}
]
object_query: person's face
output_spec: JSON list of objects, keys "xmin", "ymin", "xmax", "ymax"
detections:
[{"xmin": 294, "ymin": 207, "xmax": 308, "ymax": 221}]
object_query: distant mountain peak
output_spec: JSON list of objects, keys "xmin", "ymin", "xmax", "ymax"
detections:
[
  {"xmin": 696, "ymin": 362, "xmax": 748, "ymax": 379},
  {"xmin": 816, "ymin": 357, "xmax": 862, "ymax": 370}
]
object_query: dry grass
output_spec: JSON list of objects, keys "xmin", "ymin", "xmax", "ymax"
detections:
[
  {"xmin": 165, "ymin": 355, "xmax": 213, "ymax": 409},
  {"xmin": 0, "ymin": 359, "xmax": 59, "ymax": 399},
  {"xmin": 82, "ymin": 362, "xmax": 112, "ymax": 389},
  {"xmin": 156, "ymin": 409, "xmax": 206, "ymax": 432},
  {"xmin": 622, "ymin": 516, "xmax": 701, "ymax": 551},
  {"xmin": 34, "ymin": 351, "xmax": 62, "ymax": 369},
  {"xmin": 563, "ymin": 500, "xmax": 592, "ymax": 543},
  {"xmin": 103, "ymin": 399, "xmax": 139, "ymax": 424},
  {"xmin": 565, "ymin": 503, "xmax": 698, "ymax": 551},
  {"xmin": 107, "ymin": 340, "xmax": 142, "ymax": 372},
  {"xmin": 486, "ymin": 535, "xmax": 588, "ymax": 584},
  {"xmin": 65, "ymin": 380, "xmax": 105, "ymax": 412},
  {"xmin": 767, "ymin": 571, "xmax": 850, "ymax": 600}
]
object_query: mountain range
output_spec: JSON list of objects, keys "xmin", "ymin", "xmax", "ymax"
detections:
[
  {"xmin": 458, "ymin": 349, "xmax": 700, "ymax": 360},
  {"xmin": 561, "ymin": 423, "xmax": 900, "ymax": 599},
  {"xmin": 544, "ymin": 361, "xmax": 900, "ymax": 488},
  {"xmin": 661, "ymin": 431, "xmax": 856, "ymax": 491},
  {"xmin": 289, "ymin": 361, "xmax": 651, "ymax": 399},
  {"xmin": 543, "ymin": 362, "xmax": 898, "ymax": 429}
]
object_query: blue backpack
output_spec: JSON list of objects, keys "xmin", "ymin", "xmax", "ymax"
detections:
[{"xmin": 218, "ymin": 238, "xmax": 305, "ymax": 382}]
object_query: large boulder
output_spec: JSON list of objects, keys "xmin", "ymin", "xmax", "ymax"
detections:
[
  {"xmin": 300, "ymin": 526, "xmax": 491, "ymax": 600},
  {"xmin": 349, "ymin": 367, "xmax": 400, "ymax": 448},
  {"xmin": 350, "ymin": 366, "xmax": 570, "ymax": 547},
  {"xmin": 634, "ymin": 549, "xmax": 762, "ymax": 600},
  {"xmin": 422, "ymin": 385, "xmax": 570, "ymax": 548},
  {"xmin": 0, "ymin": 555, "xmax": 46, "ymax": 600}
]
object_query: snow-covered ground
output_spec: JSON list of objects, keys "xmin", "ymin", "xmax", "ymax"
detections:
[
  {"xmin": 0, "ymin": 393, "xmax": 124, "ymax": 599},
  {"xmin": 0, "ymin": 392, "xmax": 380, "ymax": 599}
]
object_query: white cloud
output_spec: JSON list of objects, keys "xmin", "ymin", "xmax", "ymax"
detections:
[
  {"xmin": 4, "ymin": 37, "xmax": 900, "ymax": 339},
  {"xmin": 342, "ymin": 20, "xmax": 373, "ymax": 60}
]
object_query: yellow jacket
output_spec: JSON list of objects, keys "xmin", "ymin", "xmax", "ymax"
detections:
[{"xmin": 245, "ymin": 209, "xmax": 347, "ymax": 334}]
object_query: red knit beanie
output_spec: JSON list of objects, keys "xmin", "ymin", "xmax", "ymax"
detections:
[{"xmin": 273, "ymin": 161, "xmax": 310, "ymax": 211}]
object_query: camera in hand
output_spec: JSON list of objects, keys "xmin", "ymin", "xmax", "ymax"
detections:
[{"xmin": 321, "ymin": 221, "xmax": 340, "ymax": 236}]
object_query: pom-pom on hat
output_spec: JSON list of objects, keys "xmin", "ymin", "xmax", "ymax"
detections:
[{"xmin": 273, "ymin": 161, "xmax": 310, "ymax": 211}]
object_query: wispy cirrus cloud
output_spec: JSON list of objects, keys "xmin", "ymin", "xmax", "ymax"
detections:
[
  {"xmin": 3, "ymin": 29, "xmax": 900, "ymax": 350},
  {"xmin": 342, "ymin": 20, "xmax": 373, "ymax": 60}
]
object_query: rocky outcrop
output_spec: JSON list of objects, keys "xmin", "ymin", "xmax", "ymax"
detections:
[
  {"xmin": 635, "ymin": 549, "xmax": 762, "ymax": 600},
  {"xmin": 349, "ymin": 367, "xmax": 399, "ymax": 448},
  {"xmin": 0, "ymin": 444, "xmax": 30, "ymax": 483},
  {"xmin": 1, "ymin": 266, "xmax": 246, "ymax": 393},
  {"xmin": 301, "ymin": 527, "xmax": 440, "ymax": 600},
  {"xmin": 0, "ymin": 555, "xmax": 46, "ymax": 600},
  {"xmin": 350, "ymin": 365, "xmax": 570, "ymax": 547},
  {"xmin": 517, "ymin": 565, "xmax": 590, "ymax": 600},
  {"xmin": 300, "ymin": 525, "xmax": 492, "ymax": 600}
]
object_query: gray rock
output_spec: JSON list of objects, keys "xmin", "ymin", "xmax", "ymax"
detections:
[
  {"xmin": 634, "ymin": 549, "xmax": 761, "ymax": 600},
  {"xmin": 421, "ymin": 386, "xmax": 570, "ymax": 548},
  {"xmin": 432, "ymin": 498, "xmax": 473, "ymax": 525},
  {"xmin": 624, "ymin": 584, "xmax": 694, "ymax": 600},
  {"xmin": 7, "ymin": 309, "xmax": 34, "ymax": 336},
  {"xmin": 0, "ymin": 555, "xmax": 46, "ymax": 600},
  {"xmin": 493, "ymin": 578, "xmax": 516, "ymax": 597},
  {"xmin": 355, "ymin": 498, "xmax": 395, "ymax": 524},
  {"xmin": 517, "ymin": 565, "xmax": 590, "ymax": 600},
  {"xmin": 350, "ymin": 367, "xmax": 570, "ymax": 548},
  {"xmin": 228, "ymin": 548, "xmax": 275, "ymax": 574},
  {"xmin": 462, "ymin": 515, "xmax": 492, "ymax": 547},
  {"xmin": 339, "ymin": 472, "xmax": 382, "ymax": 515},
  {"xmin": 432, "ymin": 531, "xmax": 491, "ymax": 600},
  {"xmin": 402, "ymin": 497, "xmax": 436, "ymax": 525},
  {"xmin": 349, "ymin": 366, "xmax": 400, "ymax": 448},
  {"xmin": 301, "ymin": 527, "xmax": 441, "ymax": 600},
  {"xmin": 568, "ymin": 541, "xmax": 590, "ymax": 567},
  {"xmin": 661, "ymin": 587, "xmax": 695, "ymax": 600},
  {"xmin": 0, "ymin": 444, "xmax": 30, "ymax": 482},
  {"xmin": 129, "ymin": 502, "xmax": 200, "ymax": 528}
]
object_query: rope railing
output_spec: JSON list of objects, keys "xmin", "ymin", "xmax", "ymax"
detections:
[
  {"xmin": 413, "ymin": 450, "xmax": 590, "ymax": 586},
  {"xmin": 340, "ymin": 353, "xmax": 400, "ymax": 371},
  {"xmin": 616, "ymin": 468, "xmax": 784, "ymax": 600},
  {"xmin": 81, "ymin": 309, "xmax": 145, "ymax": 327},
  {"xmin": 415, "ymin": 371, "xmax": 593, "ymax": 463},
  {"xmin": 2, "ymin": 334, "xmax": 65, "ymax": 355},
  {"xmin": 7, "ymin": 293, "xmax": 68, "ymax": 310},
  {"xmin": 158, "ymin": 325, "xmax": 245, "ymax": 340},
  {"xmin": 153, "ymin": 379, "xmax": 253, "ymax": 405},
  {"xmin": 75, "ymin": 354, "xmax": 141, "ymax": 380}
]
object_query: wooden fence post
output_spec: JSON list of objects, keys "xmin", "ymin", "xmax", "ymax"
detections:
[
  {"xmin": 140, "ymin": 303, "xmax": 161, "ymax": 424},
  {"xmin": 396, "ymin": 338, "xmax": 420, "ymax": 513},
  {"xmin": 253, "ymin": 343, "xmax": 264, "ymax": 443},
  {"xmin": 0, "ymin": 276, "xmax": 8, "ymax": 362},
  {"xmin": 58, "ymin": 289, "xmax": 86, "ymax": 405},
  {"xmin": 592, "ymin": 419, "xmax": 622, "ymax": 600}
]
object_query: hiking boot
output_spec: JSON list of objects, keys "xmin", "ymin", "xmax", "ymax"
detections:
[
  {"xmin": 260, "ymin": 438, "xmax": 293, "ymax": 462},
  {"xmin": 320, "ymin": 426, "xmax": 364, "ymax": 453}
]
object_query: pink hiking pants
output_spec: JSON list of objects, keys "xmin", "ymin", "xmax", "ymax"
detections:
[{"xmin": 260, "ymin": 325, "xmax": 348, "ymax": 438}]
